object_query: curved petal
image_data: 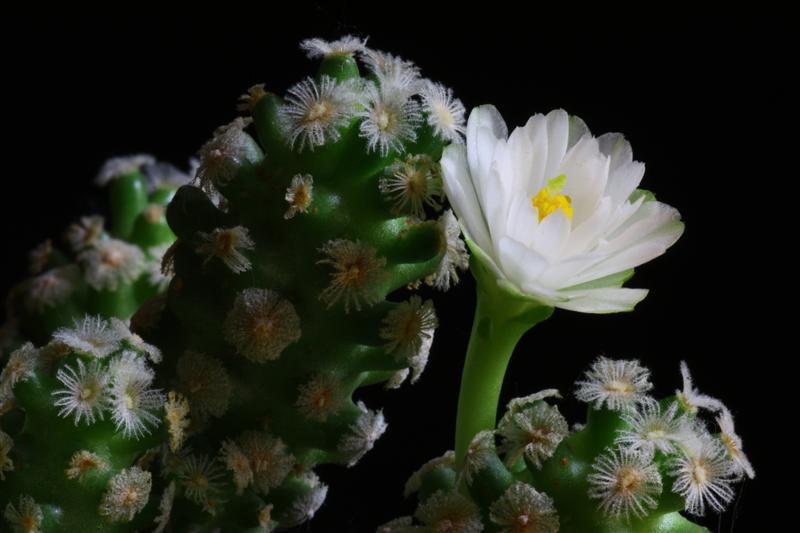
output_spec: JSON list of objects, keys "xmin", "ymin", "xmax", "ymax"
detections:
[
  {"xmin": 441, "ymin": 144, "xmax": 493, "ymax": 253},
  {"xmin": 599, "ymin": 132, "xmax": 645, "ymax": 207},
  {"xmin": 542, "ymin": 109, "xmax": 570, "ymax": 183},
  {"xmin": 467, "ymin": 105, "xmax": 507, "ymax": 183},
  {"xmin": 556, "ymin": 287, "xmax": 649, "ymax": 313},
  {"xmin": 497, "ymin": 236, "xmax": 549, "ymax": 291}
]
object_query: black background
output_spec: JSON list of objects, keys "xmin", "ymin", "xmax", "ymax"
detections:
[{"xmin": 1, "ymin": 11, "xmax": 789, "ymax": 532}]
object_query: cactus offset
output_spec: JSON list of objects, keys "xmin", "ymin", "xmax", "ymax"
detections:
[
  {"xmin": 2, "ymin": 157, "xmax": 188, "ymax": 351},
  {"xmin": 387, "ymin": 358, "xmax": 753, "ymax": 533},
  {"xmin": 137, "ymin": 37, "xmax": 468, "ymax": 530}
]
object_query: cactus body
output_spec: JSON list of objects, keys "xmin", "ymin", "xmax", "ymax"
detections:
[
  {"xmin": 391, "ymin": 359, "xmax": 753, "ymax": 533},
  {"xmin": 135, "ymin": 40, "xmax": 467, "ymax": 530}
]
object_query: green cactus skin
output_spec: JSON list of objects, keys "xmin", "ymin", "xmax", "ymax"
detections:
[
  {"xmin": 2, "ymin": 160, "xmax": 181, "ymax": 351},
  {"xmin": 0, "ymin": 321, "xmax": 168, "ymax": 532},
  {"xmin": 136, "ymin": 44, "xmax": 466, "ymax": 530},
  {"xmin": 390, "ymin": 358, "xmax": 759, "ymax": 533}
]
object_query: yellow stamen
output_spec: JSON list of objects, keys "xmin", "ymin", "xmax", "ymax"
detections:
[{"xmin": 531, "ymin": 174, "xmax": 573, "ymax": 222}]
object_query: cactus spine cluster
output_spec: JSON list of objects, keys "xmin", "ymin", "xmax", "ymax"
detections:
[{"xmin": 386, "ymin": 359, "xmax": 753, "ymax": 533}]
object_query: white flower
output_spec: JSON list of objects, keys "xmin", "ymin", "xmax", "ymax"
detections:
[
  {"xmin": 51, "ymin": 358, "xmax": 109, "ymax": 425},
  {"xmin": 95, "ymin": 154, "xmax": 155, "ymax": 185},
  {"xmin": 575, "ymin": 356, "xmax": 653, "ymax": 412},
  {"xmin": 442, "ymin": 106, "xmax": 684, "ymax": 313}
]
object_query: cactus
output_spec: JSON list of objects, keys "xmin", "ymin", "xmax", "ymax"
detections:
[
  {"xmin": 384, "ymin": 358, "xmax": 754, "ymax": 533},
  {"xmin": 1, "ymin": 156, "xmax": 188, "ymax": 351},
  {"xmin": 129, "ymin": 36, "xmax": 469, "ymax": 531},
  {"xmin": 0, "ymin": 318, "xmax": 168, "ymax": 531}
]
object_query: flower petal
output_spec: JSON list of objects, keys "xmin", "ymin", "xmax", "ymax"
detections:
[
  {"xmin": 441, "ymin": 144, "xmax": 493, "ymax": 253},
  {"xmin": 497, "ymin": 236, "xmax": 549, "ymax": 290},
  {"xmin": 556, "ymin": 287, "xmax": 649, "ymax": 313}
]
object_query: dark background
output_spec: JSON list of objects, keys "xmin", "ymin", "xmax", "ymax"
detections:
[{"xmin": 1, "ymin": 11, "xmax": 789, "ymax": 532}]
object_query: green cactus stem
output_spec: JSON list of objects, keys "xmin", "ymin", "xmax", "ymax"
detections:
[
  {"xmin": 133, "ymin": 36, "xmax": 470, "ymax": 530},
  {"xmin": 454, "ymin": 241, "xmax": 553, "ymax": 467},
  {"xmin": 386, "ymin": 358, "xmax": 754, "ymax": 533}
]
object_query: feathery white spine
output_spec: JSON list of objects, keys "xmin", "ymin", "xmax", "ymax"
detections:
[
  {"xmin": 414, "ymin": 490, "xmax": 483, "ymax": 533},
  {"xmin": 279, "ymin": 76, "xmax": 360, "ymax": 151},
  {"xmin": 461, "ymin": 430, "xmax": 496, "ymax": 483},
  {"xmin": 284, "ymin": 174, "xmax": 314, "ymax": 219},
  {"xmin": 489, "ymin": 481, "xmax": 560, "ymax": 533},
  {"xmin": 588, "ymin": 447, "xmax": 662, "ymax": 520},
  {"xmin": 358, "ymin": 81, "xmax": 422, "ymax": 157},
  {"xmin": 575, "ymin": 357, "xmax": 653, "ymax": 412},
  {"xmin": 318, "ymin": 239, "xmax": 387, "ymax": 313},
  {"xmin": 79, "ymin": 238, "xmax": 146, "ymax": 291},
  {"xmin": 107, "ymin": 352, "xmax": 164, "ymax": 439},
  {"xmin": 616, "ymin": 400, "xmax": 685, "ymax": 454},
  {"xmin": 300, "ymin": 35, "xmax": 366, "ymax": 58},
  {"xmin": 195, "ymin": 226, "xmax": 255, "ymax": 274},
  {"xmin": 223, "ymin": 288, "xmax": 302, "ymax": 362},
  {"xmin": 426, "ymin": 209, "xmax": 469, "ymax": 291},
  {"xmin": 95, "ymin": 154, "xmax": 155, "ymax": 185},
  {"xmin": 0, "ymin": 430, "xmax": 13, "ymax": 480},
  {"xmin": 716, "ymin": 407, "xmax": 755, "ymax": 479},
  {"xmin": 380, "ymin": 296, "xmax": 437, "ymax": 366},
  {"xmin": 53, "ymin": 315, "xmax": 121, "ymax": 358},
  {"xmin": 379, "ymin": 154, "xmax": 444, "ymax": 218},
  {"xmin": 4, "ymin": 495, "xmax": 43, "ymax": 533},
  {"xmin": 98, "ymin": 466, "xmax": 152, "ymax": 522},
  {"xmin": 670, "ymin": 427, "xmax": 737, "ymax": 515},
  {"xmin": 176, "ymin": 350, "xmax": 232, "ymax": 420},
  {"xmin": 25, "ymin": 265, "xmax": 79, "ymax": 312},
  {"xmin": 497, "ymin": 401, "xmax": 568, "ymax": 469},
  {"xmin": 338, "ymin": 401, "xmax": 388, "ymax": 467},
  {"xmin": 676, "ymin": 361, "xmax": 723, "ymax": 414},
  {"xmin": 197, "ymin": 117, "xmax": 262, "ymax": 192},
  {"xmin": 419, "ymin": 81, "xmax": 466, "ymax": 144},
  {"xmin": 52, "ymin": 358, "xmax": 109, "ymax": 425}
]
